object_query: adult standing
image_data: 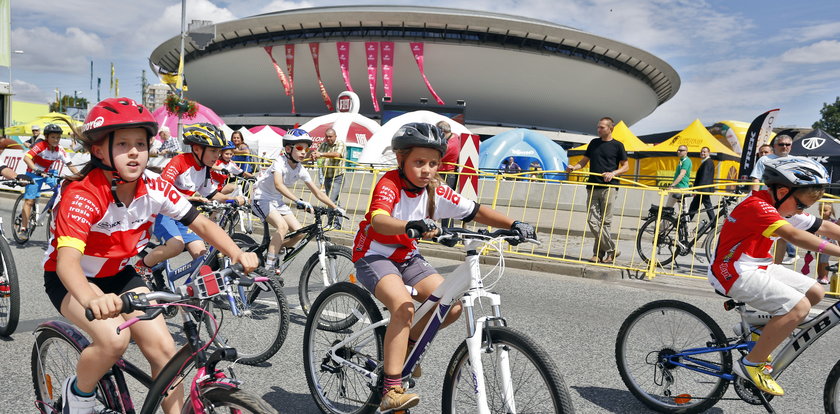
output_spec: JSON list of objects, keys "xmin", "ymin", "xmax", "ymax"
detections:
[
  {"xmin": 750, "ymin": 133, "xmax": 798, "ymax": 264},
  {"xmin": 311, "ymin": 127, "xmax": 347, "ymax": 229},
  {"xmin": 230, "ymin": 130, "xmax": 254, "ymax": 174},
  {"xmin": 687, "ymin": 146, "xmax": 716, "ymax": 223},
  {"xmin": 665, "ymin": 145, "xmax": 692, "ymax": 209},
  {"xmin": 567, "ymin": 117, "xmax": 629, "ymax": 264},
  {"xmin": 437, "ymin": 120, "xmax": 461, "ymax": 228},
  {"xmin": 23, "ymin": 125, "xmax": 43, "ymax": 149}
]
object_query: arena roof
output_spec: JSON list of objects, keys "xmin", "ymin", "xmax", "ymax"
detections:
[{"xmin": 149, "ymin": 6, "xmax": 680, "ymax": 133}]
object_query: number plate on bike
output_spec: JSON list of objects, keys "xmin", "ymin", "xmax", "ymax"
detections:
[{"xmin": 193, "ymin": 265, "xmax": 224, "ymax": 298}]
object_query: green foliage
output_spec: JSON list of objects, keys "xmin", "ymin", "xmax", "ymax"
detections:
[
  {"xmin": 813, "ymin": 96, "xmax": 840, "ymax": 137},
  {"xmin": 49, "ymin": 95, "xmax": 89, "ymax": 113}
]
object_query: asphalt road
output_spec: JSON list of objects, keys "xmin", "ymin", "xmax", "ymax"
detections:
[{"xmin": 0, "ymin": 193, "xmax": 838, "ymax": 413}]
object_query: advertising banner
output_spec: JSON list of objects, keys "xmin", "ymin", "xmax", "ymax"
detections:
[
  {"xmin": 263, "ymin": 46, "xmax": 291, "ymax": 96},
  {"xmin": 738, "ymin": 109, "xmax": 779, "ymax": 180},
  {"xmin": 365, "ymin": 42, "xmax": 380, "ymax": 111},
  {"xmin": 337, "ymin": 41, "xmax": 354, "ymax": 92},
  {"xmin": 380, "ymin": 41, "xmax": 394, "ymax": 100},
  {"xmin": 309, "ymin": 43, "xmax": 335, "ymax": 111},
  {"xmin": 285, "ymin": 44, "xmax": 296, "ymax": 113},
  {"xmin": 409, "ymin": 42, "xmax": 445, "ymax": 105}
]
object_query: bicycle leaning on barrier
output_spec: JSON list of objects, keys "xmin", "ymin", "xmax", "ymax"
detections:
[
  {"xmin": 302, "ymin": 227, "xmax": 575, "ymax": 414},
  {"xmin": 11, "ymin": 170, "xmax": 61, "ymax": 245},
  {"xmin": 32, "ymin": 264, "xmax": 279, "ymax": 413}
]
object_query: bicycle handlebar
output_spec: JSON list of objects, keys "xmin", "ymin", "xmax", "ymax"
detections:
[
  {"xmin": 407, "ymin": 226, "xmax": 540, "ymax": 246},
  {"xmin": 294, "ymin": 203, "xmax": 348, "ymax": 219}
]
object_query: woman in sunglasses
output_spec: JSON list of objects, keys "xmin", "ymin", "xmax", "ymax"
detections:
[{"xmin": 251, "ymin": 128, "xmax": 344, "ymax": 272}]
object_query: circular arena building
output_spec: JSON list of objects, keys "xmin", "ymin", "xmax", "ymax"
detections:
[{"xmin": 149, "ymin": 6, "xmax": 679, "ymax": 135}]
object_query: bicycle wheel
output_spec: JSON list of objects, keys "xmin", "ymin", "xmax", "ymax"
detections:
[
  {"xmin": 208, "ymin": 276, "xmax": 289, "ymax": 365},
  {"xmin": 636, "ymin": 216, "xmax": 679, "ymax": 266},
  {"xmin": 823, "ymin": 359, "xmax": 840, "ymax": 414},
  {"xmin": 32, "ymin": 328, "xmax": 120, "ymax": 413},
  {"xmin": 11, "ymin": 194, "xmax": 35, "ymax": 245},
  {"xmin": 703, "ymin": 221, "xmax": 724, "ymax": 263},
  {"xmin": 303, "ymin": 282, "xmax": 385, "ymax": 414},
  {"xmin": 299, "ymin": 245, "xmax": 355, "ymax": 315},
  {"xmin": 616, "ymin": 300, "xmax": 731, "ymax": 413},
  {"xmin": 190, "ymin": 387, "xmax": 279, "ymax": 413},
  {"xmin": 441, "ymin": 326, "xmax": 574, "ymax": 413},
  {"xmin": 0, "ymin": 236, "xmax": 20, "ymax": 336}
]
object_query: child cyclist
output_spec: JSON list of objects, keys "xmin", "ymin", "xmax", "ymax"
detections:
[
  {"xmin": 136, "ymin": 123, "xmax": 245, "ymax": 282},
  {"xmin": 251, "ymin": 128, "xmax": 344, "ymax": 272},
  {"xmin": 709, "ymin": 157, "xmax": 840, "ymax": 396},
  {"xmin": 21, "ymin": 123, "xmax": 79, "ymax": 238},
  {"xmin": 352, "ymin": 123, "xmax": 536, "ymax": 412},
  {"xmin": 44, "ymin": 98, "xmax": 259, "ymax": 413},
  {"xmin": 211, "ymin": 140, "xmax": 254, "ymax": 195}
]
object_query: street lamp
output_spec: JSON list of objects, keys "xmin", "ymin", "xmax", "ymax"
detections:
[{"xmin": 9, "ymin": 50, "xmax": 24, "ymax": 94}]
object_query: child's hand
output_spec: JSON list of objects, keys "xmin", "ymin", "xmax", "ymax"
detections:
[
  {"xmin": 85, "ymin": 293, "xmax": 124, "ymax": 320},
  {"xmin": 406, "ymin": 218, "xmax": 438, "ymax": 239},
  {"xmin": 233, "ymin": 251, "xmax": 260, "ymax": 274},
  {"xmin": 233, "ymin": 195, "xmax": 245, "ymax": 205}
]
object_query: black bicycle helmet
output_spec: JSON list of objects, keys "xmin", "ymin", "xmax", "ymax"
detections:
[
  {"xmin": 182, "ymin": 123, "xmax": 226, "ymax": 148},
  {"xmin": 391, "ymin": 122, "xmax": 448, "ymax": 156},
  {"xmin": 43, "ymin": 124, "xmax": 63, "ymax": 136},
  {"xmin": 763, "ymin": 157, "xmax": 829, "ymax": 188}
]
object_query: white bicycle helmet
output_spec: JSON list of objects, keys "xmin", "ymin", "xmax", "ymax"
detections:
[{"xmin": 762, "ymin": 157, "xmax": 829, "ymax": 188}]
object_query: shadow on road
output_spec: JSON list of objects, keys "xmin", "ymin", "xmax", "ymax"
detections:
[
  {"xmin": 263, "ymin": 385, "xmax": 315, "ymax": 410},
  {"xmin": 571, "ymin": 385, "xmax": 724, "ymax": 413}
]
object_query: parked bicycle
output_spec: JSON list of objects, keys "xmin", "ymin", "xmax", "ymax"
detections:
[
  {"xmin": 0, "ymin": 178, "xmax": 27, "ymax": 335},
  {"xmin": 11, "ymin": 171, "xmax": 61, "ymax": 245},
  {"xmin": 235, "ymin": 204, "xmax": 354, "ymax": 315},
  {"xmin": 616, "ymin": 296, "xmax": 840, "ymax": 413},
  {"xmin": 32, "ymin": 264, "xmax": 279, "ymax": 413},
  {"xmin": 636, "ymin": 195, "xmax": 739, "ymax": 266},
  {"xmin": 302, "ymin": 227, "xmax": 574, "ymax": 414}
]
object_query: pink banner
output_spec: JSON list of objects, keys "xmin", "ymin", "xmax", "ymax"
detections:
[
  {"xmin": 336, "ymin": 42, "xmax": 353, "ymax": 92},
  {"xmin": 380, "ymin": 41, "xmax": 394, "ymax": 100},
  {"xmin": 309, "ymin": 43, "xmax": 334, "ymax": 111},
  {"xmin": 285, "ymin": 44, "xmax": 296, "ymax": 113},
  {"xmin": 263, "ymin": 46, "xmax": 291, "ymax": 96},
  {"xmin": 365, "ymin": 42, "xmax": 380, "ymax": 111},
  {"xmin": 409, "ymin": 42, "xmax": 445, "ymax": 105}
]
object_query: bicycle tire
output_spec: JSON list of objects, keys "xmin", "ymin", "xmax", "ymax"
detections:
[
  {"xmin": 31, "ymin": 328, "xmax": 121, "ymax": 413},
  {"xmin": 636, "ymin": 215, "xmax": 678, "ymax": 267},
  {"xmin": 303, "ymin": 282, "xmax": 385, "ymax": 414},
  {"xmin": 616, "ymin": 299, "xmax": 731, "ymax": 413},
  {"xmin": 823, "ymin": 358, "xmax": 840, "ymax": 414},
  {"xmin": 189, "ymin": 387, "xmax": 279, "ymax": 413},
  {"xmin": 441, "ymin": 325, "xmax": 575, "ymax": 413},
  {"xmin": 11, "ymin": 193, "xmax": 35, "ymax": 245},
  {"xmin": 0, "ymin": 236, "xmax": 20, "ymax": 336},
  {"xmin": 298, "ymin": 245, "xmax": 355, "ymax": 315},
  {"xmin": 208, "ymin": 276, "xmax": 289, "ymax": 366}
]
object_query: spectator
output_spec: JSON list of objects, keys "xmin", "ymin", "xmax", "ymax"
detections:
[
  {"xmin": 24, "ymin": 125, "xmax": 43, "ymax": 149},
  {"xmin": 665, "ymin": 145, "xmax": 692, "ymax": 209},
  {"xmin": 148, "ymin": 125, "xmax": 180, "ymax": 172},
  {"xmin": 567, "ymin": 117, "xmax": 629, "ymax": 264},
  {"xmin": 529, "ymin": 160, "xmax": 543, "ymax": 179},
  {"xmin": 230, "ymin": 130, "xmax": 255, "ymax": 174},
  {"xmin": 816, "ymin": 202, "xmax": 837, "ymax": 285},
  {"xmin": 758, "ymin": 144, "xmax": 772, "ymax": 157},
  {"xmin": 437, "ymin": 120, "xmax": 461, "ymax": 228},
  {"xmin": 750, "ymin": 133, "xmax": 798, "ymax": 264},
  {"xmin": 503, "ymin": 156, "xmax": 521, "ymax": 176},
  {"xmin": 687, "ymin": 146, "xmax": 716, "ymax": 223},
  {"xmin": 311, "ymin": 127, "xmax": 347, "ymax": 229}
]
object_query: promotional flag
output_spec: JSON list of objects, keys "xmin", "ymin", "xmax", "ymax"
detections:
[
  {"xmin": 380, "ymin": 41, "xmax": 394, "ymax": 100},
  {"xmin": 336, "ymin": 42, "xmax": 353, "ymax": 92},
  {"xmin": 285, "ymin": 44, "xmax": 296, "ymax": 113},
  {"xmin": 97, "ymin": 77, "xmax": 101, "ymax": 101},
  {"xmin": 365, "ymin": 42, "xmax": 380, "ymax": 111},
  {"xmin": 263, "ymin": 46, "xmax": 291, "ymax": 95},
  {"xmin": 110, "ymin": 63, "xmax": 115, "ymax": 92},
  {"xmin": 409, "ymin": 42, "xmax": 445, "ymax": 105},
  {"xmin": 115, "ymin": 78, "xmax": 119, "ymax": 97},
  {"xmin": 175, "ymin": 55, "xmax": 185, "ymax": 92},
  {"xmin": 309, "ymin": 43, "xmax": 334, "ymax": 111},
  {"xmin": 738, "ymin": 109, "xmax": 779, "ymax": 180},
  {"xmin": 90, "ymin": 60, "xmax": 93, "ymax": 90},
  {"xmin": 0, "ymin": 0, "xmax": 9, "ymax": 67}
]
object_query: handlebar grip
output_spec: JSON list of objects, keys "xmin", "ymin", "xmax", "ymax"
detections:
[
  {"xmin": 84, "ymin": 294, "xmax": 134, "ymax": 321},
  {"xmin": 84, "ymin": 308, "xmax": 94, "ymax": 321},
  {"xmin": 225, "ymin": 199, "xmax": 236, "ymax": 204},
  {"xmin": 406, "ymin": 228, "xmax": 420, "ymax": 239}
]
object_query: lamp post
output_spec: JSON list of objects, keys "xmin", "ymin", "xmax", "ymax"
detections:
[{"xmin": 9, "ymin": 50, "xmax": 23, "ymax": 94}]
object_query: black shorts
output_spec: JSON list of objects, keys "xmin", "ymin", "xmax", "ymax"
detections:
[{"xmin": 44, "ymin": 266, "xmax": 147, "ymax": 313}]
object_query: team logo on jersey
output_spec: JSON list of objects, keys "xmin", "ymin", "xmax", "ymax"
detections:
[{"xmin": 436, "ymin": 185, "xmax": 460, "ymax": 204}]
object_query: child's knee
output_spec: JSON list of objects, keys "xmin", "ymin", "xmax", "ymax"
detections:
[
  {"xmin": 807, "ymin": 284, "xmax": 825, "ymax": 305},
  {"xmin": 391, "ymin": 302, "xmax": 415, "ymax": 325},
  {"xmin": 97, "ymin": 332, "xmax": 131, "ymax": 358},
  {"xmin": 445, "ymin": 303, "xmax": 462, "ymax": 324}
]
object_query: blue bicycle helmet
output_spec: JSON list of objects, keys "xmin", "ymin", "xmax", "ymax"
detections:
[{"xmin": 221, "ymin": 141, "xmax": 236, "ymax": 151}]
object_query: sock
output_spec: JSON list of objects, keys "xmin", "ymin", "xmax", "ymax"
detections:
[
  {"xmin": 383, "ymin": 375, "xmax": 402, "ymax": 395},
  {"xmin": 741, "ymin": 357, "xmax": 762, "ymax": 367},
  {"xmin": 71, "ymin": 378, "xmax": 95, "ymax": 398},
  {"xmin": 266, "ymin": 254, "xmax": 277, "ymax": 269}
]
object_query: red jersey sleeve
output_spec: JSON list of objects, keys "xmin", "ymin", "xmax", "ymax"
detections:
[
  {"xmin": 26, "ymin": 140, "xmax": 47, "ymax": 159},
  {"xmin": 748, "ymin": 197, "xmax": 788, "ymax": 238},
  {"xmin": 160, "ymin": 155, "xmax": 187, "ymax": 184},
  {"xmin": 53, "ymin": 186, "xmax": 105, "ymax": 253},
  {"xmin": 366, "ymin": 173, "xmax": 400, "ymax": 221}
]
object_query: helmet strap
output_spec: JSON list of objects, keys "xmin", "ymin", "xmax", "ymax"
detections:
[
  {"xmin": 285, "ymin": 148, "xmax": 300, "ymax": 165},
  {"xmin": 772, "ymin": 186, "xmax": 794, "ymax": 209},
  {"xmin": 398, "ymin": 168, "xmax": 424, "ymax": 194}
]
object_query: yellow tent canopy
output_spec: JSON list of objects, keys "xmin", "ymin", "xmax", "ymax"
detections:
[
  {"xmin": 5, "ymin": 112, "xmax": 81, "ymax": 138},
  {"xmin": 709, "ymin": 120, "xmax": 776, "ymax": 156},
  {"xmin": 567, "ymin": 121, "xmax": 650, "ymax": 183}
]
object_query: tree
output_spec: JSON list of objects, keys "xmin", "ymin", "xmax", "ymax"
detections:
[
  {"xmin": 813, "ymin": 96, "xmax": 840, "ymax": 137},
  {"xmin": 49, "ymin": 95, "xmax": 89, "ymax": 113}
]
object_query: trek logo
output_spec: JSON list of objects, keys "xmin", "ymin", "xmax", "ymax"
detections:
[
  {"xmin": 792, "ymin": 316, "xmax": 831, "ymax": 351},
  {"xmin": 435, "ymin": 185, "xmax": 460, "ymax": 205}
]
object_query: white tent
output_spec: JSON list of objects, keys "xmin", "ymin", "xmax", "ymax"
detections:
[
  {"xmin": 357, "ymin": 110, "xmax": 472, "ymax": 165},
  {"xmin": 249, "ymin": 127, "xmax": 286, "ymax": 160},
  {"xmin": 219, "ymin": 124, "xmax": 235, "ymax": 141},
  {"xmin": 299, "ymin": 112, "xmax": 380, "ymax": 162}
]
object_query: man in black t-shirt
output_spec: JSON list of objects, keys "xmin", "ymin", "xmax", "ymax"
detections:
[{"xmin": 567, "ymin": 117, "xmax": 629, "ymax": 264}]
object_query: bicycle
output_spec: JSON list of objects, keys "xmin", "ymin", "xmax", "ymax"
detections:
[
  {"xmin": 636, "ymin": 195, "xmax": 739, "ymax": 266},
  {"xmin": 0, "ymin": 178, "xmax": 27, "ymax": 335},
  {"xmin": 141, "ymin": 204, "xmax": 289, "ymax": 365},
  {"xmin": 302, "ymin": 227, "xmax": 575, "ymax": 414},
  {"xmin": 11, "ymin": 171, "xmax": 61, "ymax": 245},
  {"xmin": 235, "ymin": 204, "xmax": 354, "ymax": 315},
  {"xmin": 615, "ymin": 296, "xmax": 840, "ymax": 413},
  {"xmin": 32, "ymin": 264, "xmax": 279, "ymax": 413}
]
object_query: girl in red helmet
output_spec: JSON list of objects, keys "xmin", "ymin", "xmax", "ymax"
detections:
[{"xmin": 43, "ymin": 98, "xmax": 259, "ymax": 414}]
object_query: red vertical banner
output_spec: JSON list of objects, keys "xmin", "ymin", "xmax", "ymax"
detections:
[
  {"xmin": 263, "ymin": 46, "xmax": 291, "ymax": 96},
  {"xmin": 309, "ymin": 43, "xmax": 334, "ymax": 111},
  {"xmin": 336, "ymin": 41, "xmax": 353, "ymax": 92},
  {"xmin": 365, "ymin": 42, "xmax": 380, "ymax": 111},
  {"xmin": 380, "ymin": 41, "xmax": 394, "ymax": 100},
  {"xmin": 409, "ymin": 42, "xmax": 445, "ymax": 105},
  {"xmin": 285, "ymin": 44, "xmax": 296, "ymax": 113}
]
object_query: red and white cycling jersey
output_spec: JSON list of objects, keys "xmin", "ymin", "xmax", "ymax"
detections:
[
  {"xmin": 352, "ymin": 170, "xmax": 479, "ymax": 262},
  {"xmin": 43, "ymin": 169, "xmax": 198, "ymax": 278},
  {"xmin": 26, "ymin": 140, "xmax": 71, "ymax": 173},
  {"xmin": 709, "ymin": 190, "xmax": 820, "ymax": 293},
  {"xmin": 210, "ymin": 159, "xmax": 244, "ymax": 189},
  {"xmin": 160, "ymin": 153, "xmax": 217, "ymax": 198}
]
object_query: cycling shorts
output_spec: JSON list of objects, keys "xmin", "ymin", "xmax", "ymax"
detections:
[
  {"xmin": 44, "ymin": 265, "xmax": 146, "ymax": 313},
  {"xmin": 24, "ymin": 171, "xmax": 58, "ymax": 200},
  {"xmin": 252, "ymin": 198, "xmax": 292, "ymax": 220},
  {"xmin": 153, "ymin": 214, "xmax": 202, "ymax": 244},
  {"xmin": 717, "ymin": 264, "xmax": 816, "ymax": 316},
  {"xmin": 354, "ymin": 254, "xmax": 438, "ymax": 294}
]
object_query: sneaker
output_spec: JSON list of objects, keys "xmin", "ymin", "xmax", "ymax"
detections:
[
  {"xmin": 781, "ymin": 255, "xmax": 799, "ymax": 265},
  {"xmin": 732, "ymin": 357, "xmax": 784, "ymax": 396},
  {"xmin": 380, "ymin": 386, "xmax": 419, "ymax": 413},
  {"xmin": 819, "ymin": 275, "xmax": 830, "ymax": 285},
  {"xmin": 61, "ymin": 376, "xmax": 97, "ymax": 414}
]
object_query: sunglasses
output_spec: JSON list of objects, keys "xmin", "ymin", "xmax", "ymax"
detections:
[
  {"xmin": 294, "ymin": 144, "xmax": 308, "ymax": 151},
  {"xmin": 776, "ymin": 143, "xmax": 792, "ymax": 147},
  {"xmin": 793, "ymin": 195, "xmax": 814, "ymax": 210}
]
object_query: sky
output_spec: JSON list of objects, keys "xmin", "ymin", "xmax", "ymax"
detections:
[{"xmin": 7, "ymin": 0, "xmax": 840, "ymax": 135}]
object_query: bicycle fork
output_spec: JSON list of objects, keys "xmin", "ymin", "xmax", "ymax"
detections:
[{"xmin": 462, "ymin": 289, "xmax": 514, "ymax": 414}]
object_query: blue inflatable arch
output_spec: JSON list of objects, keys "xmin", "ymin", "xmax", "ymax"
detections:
[{"xmin": 479, "ymin": 129, "xmax": 568, "ymax": 180}]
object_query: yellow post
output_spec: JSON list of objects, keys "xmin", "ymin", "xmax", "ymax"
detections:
[{"xmin": 645, "ymin": 190, "xmax": 668, "ymax": 280}]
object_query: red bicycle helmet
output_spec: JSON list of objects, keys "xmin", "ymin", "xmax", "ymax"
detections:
[{"xmin": 81, "ymin": 97, "xmax": 158, "ymax": 147}]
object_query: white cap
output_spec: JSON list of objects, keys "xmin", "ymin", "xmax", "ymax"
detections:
[
  {"xmin": 159, "ymin": 125, "xmax": 170, "ymax": 133},
  {"xmin": 32, "ymin": 125, "xmax": 41, "ymax": 130}
]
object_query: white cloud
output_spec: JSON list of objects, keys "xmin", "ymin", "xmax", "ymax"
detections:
[
  {"xmin": 11, "ymin": 80, "xmax": 51, "ymax": 104},
  {"xmin": 781, "ymin": 40, "xmax": 840, "ymax": 64},
  {"xmin": 10, "ymin": 27, "xmax": 105, "ymax": 74},
  {"xmin": 258, "ymin": 0, "xmax": 315, "ymax": 14}
]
